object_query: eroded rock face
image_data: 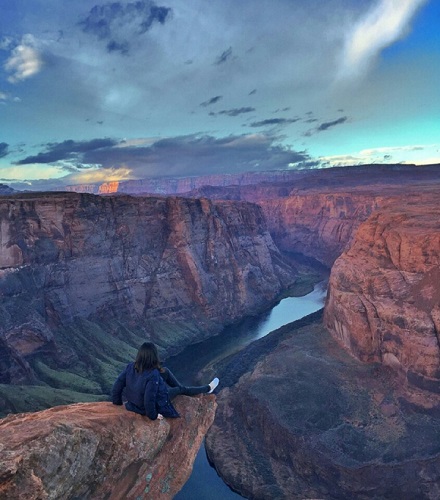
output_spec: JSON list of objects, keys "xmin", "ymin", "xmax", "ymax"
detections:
[
  {"xmin": 325, "ymin": 204, "xmax": 440, "ymax": 390},
  {"xmin": 206, "ymin": 316, "xmax": 440, "ymax": 499},
  {"xmin": 0, "ymin": 396, "xmax": 216, "ymax": 500},
  {"xmin": 184, "ymin": 165, "xmax": 440, "ymax": 267},
  {"xmin": 0, "ymin": 193, "xmax": 295, "ymax": 386}
]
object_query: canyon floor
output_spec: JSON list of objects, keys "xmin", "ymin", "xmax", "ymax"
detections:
[{"xmin": 206, "ymin": 312, "xmax": 440, "ymax": 499}]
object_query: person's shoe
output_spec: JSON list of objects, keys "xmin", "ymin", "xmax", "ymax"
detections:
[{"xmin": 208, "ymin": 377, "xmax": 219, "ymax": 393}]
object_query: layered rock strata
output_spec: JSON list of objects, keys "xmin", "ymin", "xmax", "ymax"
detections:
[
  {"xmin": 190, "ymin": 185, "xmax": 440, "ymax": 267},
  {"xmin": 185, "ymin": 165, "xmax": 440, "ymax": 267},
  {"xmin": 206, "ymin": 315, "xmax": 440, "ymax": 499},
  {"xmin": 325, "ymin": 203, "xmax": 440, "ymax": 390},
  {"xmin": 0, "ymin": 193, "xmax": 295, "ymax": 390},
  {"xmin": 59, "ymin": 165, "xmax": 440, "ymax": 268},
  {"xmin": 0, "ymin": 395, "xmax": 216, "ymax": 499}
]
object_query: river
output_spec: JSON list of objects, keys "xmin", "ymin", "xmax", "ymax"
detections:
[{"xmin": 166, "ymin": 284, "xmax": 327, "ymax": 499}]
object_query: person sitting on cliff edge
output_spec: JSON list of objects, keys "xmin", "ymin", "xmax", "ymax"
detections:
[{"xmin": 112, "ymin": 341, "xmax": 219, "ymax": 420}]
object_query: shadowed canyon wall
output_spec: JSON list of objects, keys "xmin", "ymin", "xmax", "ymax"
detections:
[
  {"xmin": 0, "ymin": 193, "xmax": 296, "ymax": 396},
  {"xmin": 206, "ymin": 315, "xmax": 440, "ymax": 500}
]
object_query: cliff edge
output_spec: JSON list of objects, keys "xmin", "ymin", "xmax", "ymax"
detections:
[
  {"xmin": 206, "ymin": 316, "xmax": 440, "ymax": 499},
  {"xmin": 0, "ymin": 192, "xmax": 296, "ymax": 398},
  {"xmin": 325, "ymin": 203, "xmax": 440, "ymax": 391},
  {"xmin": 0, "ymin": 395, "xmax": 216, "ymax": 499}
]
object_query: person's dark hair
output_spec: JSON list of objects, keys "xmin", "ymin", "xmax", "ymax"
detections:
[{"xmin": 134, "ymin": 342, "xmax": 161, "ymax": 373}]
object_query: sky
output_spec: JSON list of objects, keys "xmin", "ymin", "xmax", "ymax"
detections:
[{"xmin": 0, "ymin": 0, "xmax": 439, "ymax": 190}]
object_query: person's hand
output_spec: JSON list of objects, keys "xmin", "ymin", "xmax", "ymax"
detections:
[{"xmin": 157, "ymin": 414, "xmax": 164, "ymax": 420}]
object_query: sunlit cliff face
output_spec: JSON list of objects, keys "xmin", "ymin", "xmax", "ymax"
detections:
[{"xmin": 98, "ymin": 181, "xmax": 119, "ymax": 194}]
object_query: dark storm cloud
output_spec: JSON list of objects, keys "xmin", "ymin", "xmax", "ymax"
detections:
[
  {"xmin": 79, "ymin": 1, "xmax": 171, "ymax": 54},
  {"xmin": 215, "ymin": 47, "xmax": 233, "ymax": 65},
  {"xmin": 0, "ymin": 142, "xmax": 9, "ymax": 158},
  {"xmin": 210, "ymin": 107, "xmax": 256, "ymax": 117},
  {"xmin": 200, "ymin": 96, "xmax": 223, "ymax": 107},
  {"xmin": 78, "ymin": 134, "xmax": 317, "ymax": 177},
  {"xmin": 16, "ymin": 138, "xmax": 118, "ymax": 165},
  {"xmin": 305, "ymin": 116, "xmax": 349, "ymax": 136},
  {"xmin": 317, "ymin": 116, "xmax": 348, "ymax": 132},
  {"xmin": 249, "ymin": 118, "xmax": 300, "ymax": 128}
]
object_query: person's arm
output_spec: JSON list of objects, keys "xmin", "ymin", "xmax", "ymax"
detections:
[
  {"xmin": 111, "ymin": 366, "xmax": 127, "ymax": 405},
  {"xmin": 144, "ymin": 371, "xmax": 160, "ymax": 420}
]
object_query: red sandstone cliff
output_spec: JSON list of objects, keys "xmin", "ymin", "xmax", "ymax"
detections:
[
  {"xmin": 0, "ymin": 395, "xmax": 216, "ymax": 499},
  {"xmin": 185, "ymin": 166, "xmax": 440, "ymax": 267},
  {"xmin": 325, "ymin": 203, "xmax": 440, "ymax": 390},
  {"xmin": 0, "ymin": 192, "xmax": 296, "ymax": 390}
]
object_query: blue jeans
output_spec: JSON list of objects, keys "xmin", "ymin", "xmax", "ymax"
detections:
[{"xmin": 160, "ymin": 367, "xmax": 210, "ymax": 400}]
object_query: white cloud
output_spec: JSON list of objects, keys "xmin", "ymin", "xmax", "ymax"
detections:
[
  {"xmin": 0, "ymin": 163, "xmax": 64, "ymax": 181},
  {"xmin": 4, "ymin": 34, "xmax": 43, "ymax": 83},
  {"xmin": 320, "ymin": 143, "xmax": 439, "ymax": 166},
  {"xmin": 0, "ymin": 36, "xmax": 13, "ymax": 50},
  {"xmin": 339, "ymin": 0, "xmax": 427, "ymax": 79}
]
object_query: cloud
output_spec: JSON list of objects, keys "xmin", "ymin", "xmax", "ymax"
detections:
[
  {"xmin": 317, "ymin": 116, "xmax": 348, "ymax": 132},
  {"xmin": 0, "ymin": 37, "xmax": 13, "ymax": 50},
  {"xmin": 249, "ymin": 118, "xmax": 300, "ymax": 128},
  {"xmin": 106, "ymin": 40, "xmax": 130, "ymax": 55},
  {"xmin": 0, "ymin": 143, "xmax": 9, "ymax": 158},
  {"xmin": 210, "ymin": 107, "xmax": 255, "ymax": 117},
  {"xmin": 82, "ymin": 134, "xmax": 315, "ymax": 177},
  {"xmin": 215, "ymin": 47, "xmax": 233, "ymax": 65},
  {"xmin": 4, "ymin": 34, "xmax": 43, "ymax": 83},
  {"xmin": 305, "ymin": 116, "xmax": 348, "ymax": 136},
  {"xmin": 200, "ymin": 96, "xmax": 223, "ymax": 107},
  {"xmin": 339, "ymin": 0, "xmax": 428, "ymax": 79},
  {"xmin": 320, "ymin": 143, "xmax": 439, "ymax": 167},
  {"xmin": 79, "ymin": 1, "xmax": 172, "ymax": 54},
  {"xmin": 16, "ymin": 138, "xmax": 119, "ymax": 165},
  {"xmin": 13, "ymin": 133, "xmax": 316, "ymax": 184}
]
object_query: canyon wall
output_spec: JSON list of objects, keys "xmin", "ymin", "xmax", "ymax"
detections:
[
  {"xmin": 184, "ymin": 166, "xmax": 440, "ymax": 267},
  {"xmin": 325, "ymin": 202, "xmax": 440, "ymax": 390},
  {"xmin": 0, "ymin": 192, "xmax": 296, "ymax": 393},
  {"xmin": 57, "ymin": 165, "xmax": 440, "ymax": 268},
  {"xmin": 206, "ymin": 315, "xmax": 440, "ymax": 499},
  {"xmin": 0, "ymin": 395, "xmax": 216, "ymax": 499}
]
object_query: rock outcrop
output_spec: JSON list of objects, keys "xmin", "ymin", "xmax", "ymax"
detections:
[
  {"xmin": 0, "ymin": 192, "xmax": 295, "ymax": 394},
  {"xmin": 325, "ymin": 203, "xmax": 440, "ymax": 390},
  {"xmin": 206, "ymin": 314, "xmax": 440, "ymax": 499},
  {"xmin": 0, "ymin": 395, "xmax": 216, "ymax": 499}
]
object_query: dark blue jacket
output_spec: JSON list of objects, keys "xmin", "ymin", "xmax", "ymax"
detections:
[{"xmin": 111, "ymin": 363, "xmax": 179, "ymax": 420}]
